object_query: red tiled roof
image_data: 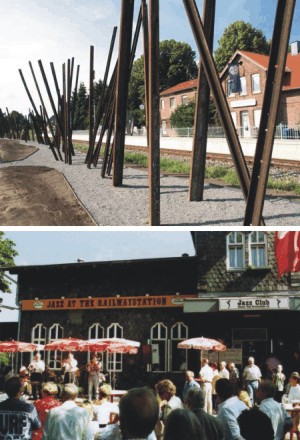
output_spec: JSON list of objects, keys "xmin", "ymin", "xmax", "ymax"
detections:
[{"xmin": 160, "ymin": 79, "xmax": 198, "ymax": 96}]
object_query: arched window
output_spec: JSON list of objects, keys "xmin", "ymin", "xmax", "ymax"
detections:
[
  {"xmin": 150, "ymin": 323, "xmax": 168, "ymax": 372},
  {"xmin": 47, "ymin": 324, "xmax": 64, "ymax": 369},
  {"xmin": 106, "ymin": 323, "xmax": 123, "ymax": 375},
  {"xmin": 88, "ymin": 323, "xmax": 105, "ymax": 362},
  {"xmin": 226, "ymin": 232, "xmax": 245, "ymax": 270},
  {"xmin": 170, "ymin": 322, "xmax": 189, "ymax": 372},
  {"xmin": 31, "ymin": 324, "xmax": 47, "ymax": 362},
  {"xmin": 249, "ymin": 232, "xmax": 268, "ymax": 267}
]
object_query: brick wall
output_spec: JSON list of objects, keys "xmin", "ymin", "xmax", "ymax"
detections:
[{"xmin": 160, "ymin": 89, "xmax": 197, "ymax": 129}]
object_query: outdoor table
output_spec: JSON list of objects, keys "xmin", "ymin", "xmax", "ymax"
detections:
[
  {"xmin": 110, "ymin": 390, "xmax": 127, "ymax": 403},
  {"xmin": 284, "ymin": 403, "xmax": 300, "ymax": 440}
]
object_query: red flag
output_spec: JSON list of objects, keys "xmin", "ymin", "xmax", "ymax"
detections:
[{"xmin": 274, "ymin": 231, "xmax": 300, "ymax": 279}]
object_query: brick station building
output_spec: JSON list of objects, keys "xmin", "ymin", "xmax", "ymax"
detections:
[
  {"xmin": 160, "ymin": 42, "xmax": 300, "ymax": 134},
  {"xmin": 3, "ymin": 231, "xmax": 300, "ymax": 388}
]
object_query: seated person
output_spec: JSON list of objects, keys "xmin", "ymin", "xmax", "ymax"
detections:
[{"xmin": 93, "ymin": 384, "xmax": 119, "ymax": 426}]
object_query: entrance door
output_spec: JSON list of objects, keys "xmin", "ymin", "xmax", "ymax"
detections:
[{"xmin": 241, "ymin": 111, "xmax": 251, "ymax": 138}]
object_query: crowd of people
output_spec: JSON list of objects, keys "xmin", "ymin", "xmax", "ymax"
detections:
[{"xmin": 0, "ymin": 353, "xmax": 300, "ymax": 439}]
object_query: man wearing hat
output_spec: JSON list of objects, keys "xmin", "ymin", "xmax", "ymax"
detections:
[{"xmin": 287, "ymin": 372, "xmax": 300, "ymax": 402}]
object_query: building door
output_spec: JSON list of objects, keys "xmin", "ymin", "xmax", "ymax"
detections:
[{"xmin": 241, "ymin": 111, "xmax": 251, "ymax": 138}]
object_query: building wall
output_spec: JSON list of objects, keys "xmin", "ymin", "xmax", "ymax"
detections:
[
  {"xmin": 160, "ymin": 89, "xmax": 197, "ymax": 129},
  {"xmin": 279, "ymin": 90, "xmax": 300, "ymax": 125}
]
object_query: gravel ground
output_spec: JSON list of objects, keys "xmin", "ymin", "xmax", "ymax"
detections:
[{"xmin": 1, "ymin": 141, "xmax": 300, "ymax": 226}]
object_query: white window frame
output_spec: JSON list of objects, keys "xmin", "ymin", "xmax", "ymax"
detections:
[
  {"xmin": 31, "ymin": 323, "xmax": 47, "ymax": 362},
  {"xmin": 181, "ymin": 95, "xmax": 188, "ymax": 105},
  {"xmin": 251, "ymin": 73, "xmax": 261, "ymax": 94},
  {"xmin": 170, "ymin": 322, "xmax": 188, "ymax": 372},
  {"xmin": 106, "ymin": 323, "xmax": 123, "ymax": 373},
  {"xmin": 226, "ymin": 80, "xmax": 235, "ymax": 97},
  {"xmin": 248, "ymin": 232, "xmax": 268, "ymax": 268},
  {"xmin": 226, "ymin": 232, "xmax": 246, "ymax": 271},
  {"xmin": 240, "ymin": 76, "xmax": 247, "ymax": 96},
  {"xmin": 170, "ymin": 97, "xmax": 176, "ymax": 109},
  {"xmin": 47, "ymin": 324, "xmax": 64, "ymax": 369},
  {"xmin": 150, "ymin": 322, "xmax": 168, "ymax": 373},
  {"xmin": 253, "ymin": 109, "xmax": 262, "ymax": 128},
  {"xmin": 88, "ymin": 323, "xmax": 105, "ymax": 362},
  {"xmin": 161, "ymin": 99, "xmax": 165, "ymax": 110}
]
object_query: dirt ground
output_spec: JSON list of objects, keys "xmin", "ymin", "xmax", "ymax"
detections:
[{"xmin": 0, "ymin": 140, "xmax": 96, "ymax": 226}]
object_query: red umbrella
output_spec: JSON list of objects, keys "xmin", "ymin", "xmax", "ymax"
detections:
[
  {"xmin": 178, "ymin": 336, "xmax": 226, "ymax": 352},
  {"xmin": 87, "ymin": 338, "xmax": 140, "ymax": 353},
  {"xmin": 44, "ymin": 338, "xmax": 89, "ymax": 352},
  {"xmin": 0, "ymin": 341, "xmax": 44, "ymax": 352}
]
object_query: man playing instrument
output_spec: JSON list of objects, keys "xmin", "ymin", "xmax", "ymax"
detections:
[
  {"xmin": 86, "ymin": 354, "xmax": 105, "ymax": 401},
  {"xmin": 62, "ymin": 353, "xmax": 78, "ymax": 384},
  {"xmin": 28, "ymin": 353, "xmax": 45, "ymax": 400}
]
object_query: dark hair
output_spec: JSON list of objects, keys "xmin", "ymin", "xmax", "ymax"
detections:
[
  {"xmin": 4, "ymin": 376, "xmax": 23, "ymax": 398},
  {"xmin": 238, "ymin": 408, "xmax": 274, "ymax": 440},
  {"xmin": 215, "ymin": 378, "xmax": 234, "ymax": 399},
  {"xmin": 164, "ymin": 408, "xmax": 206, "ymax": 440},
  {"xmin": 258, "ymin": 379, "xmax": 276, "ymax": 398},
  {"xmin": 119, "ymin": 387, "xmax": 159, "ymax": 438},
  {"xmin": 186, "ymin": 388, "xmax": 205, "ymax": 410}
]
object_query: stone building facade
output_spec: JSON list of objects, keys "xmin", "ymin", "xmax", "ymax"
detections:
[{"xmin": 4, "ymin": 231, "xmax": 300, "ymax": 388}]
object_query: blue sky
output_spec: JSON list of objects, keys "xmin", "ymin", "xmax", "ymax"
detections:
[
  {"xmin": 0, "ymin": 230, "xmax": 195, "ymax": 322},
  {"xmin": 1, "ymin": 0, "xmax": 299, "ymax": 114}
]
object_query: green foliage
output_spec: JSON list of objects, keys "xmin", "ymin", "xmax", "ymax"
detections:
[
  {"xmin": 128, "ymin": 39, "xmax": 198, "ymax": 125},
  {"xmin": 0, "ymin": 353, "xmax": 9, "ymax": 365},
  {"xmin": 170, "ymin": 101, "xmax": 196, "ymax": 128},
  {"xmin": 72, "ymin": 82, "xmax": 89, "ymax": 130},
  {"xmin": 0, "ymin": 232, "xmax": 18, "ymax": 293},
  {"xmin": 214, "ymin": 21, "xmax": 270, "ymax": 71}
]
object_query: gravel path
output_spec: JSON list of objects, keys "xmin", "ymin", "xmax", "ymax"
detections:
[{"xmin": 1, "ymin": 141, "xmax": 299, "ymax": 226}]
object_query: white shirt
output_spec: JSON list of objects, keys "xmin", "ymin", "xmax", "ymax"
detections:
[
  {"xmin": 28, "ymin": 359, "xmax": 45, "ymax": 373},
  {"xmin": 243, "ymin": 364, "xmax": 262, "ymax": 381},
  {"xmin": 63, "ymin": 358, "xmax": 78, "ymax": 373},
  {"xmin": 219, "ymin": 368, "xmax": 230, "ymax": 380},
  {"xmin": 93, "ymin": 401, "xmax": 119, "ymax": 425},
  {"xmin": 162, "ymin": 395, "xmax": 183, "ymax": 421},
  {"xmin": 200, "ymin": 364, "xmax": 214, "ymax": 382},
  {"xmin": 42, "ymin": 400, "xmax": 90, "ymax": 440},
  {"xmin": 288, "ymin": 384, "xmax": 300, "ymax": 402}
]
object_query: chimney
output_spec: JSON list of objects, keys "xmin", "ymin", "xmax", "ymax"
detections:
[{"xmin": 291, "ymin": 41, "xmax": 300, "ymax": 56}]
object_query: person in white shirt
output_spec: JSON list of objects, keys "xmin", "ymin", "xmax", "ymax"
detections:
[
  {"xmin": 42, "ymin": 383, "xmax": 90, "ymax": 440},
  {"xmin": 93, "ymin": 384, "xmax": 119, "ymax": 426},
  {"xmin": 242, "ymin": 357, "xmax": 262, "ymax": 406},
  {"xmin": 62, "ymin": 353, "xmax": 78, "ymax": 384},
  {"xmin": 219, "ymin": 361, "xmax": 230, "ymax": 380},
  {"xmin": 199, "ymin": 358, "xmax": 214, "ymax": 414},
  {"xmin": 28, "ymin": 352, "xmax": 45, "ymax": 400},
  {"xmin": 155, "ymin": 379, "xmax": 183, "ymax": 422},
  {"xmin": 287, "ymin": 372, "xmax": 300, "ymax": 403}
]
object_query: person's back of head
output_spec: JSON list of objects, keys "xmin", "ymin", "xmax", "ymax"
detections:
[
  {"xmin": 238, "ymin": 408, "xmax": 274, "ymax": 440},
  {"xmin": 99, "ymin": 384, "xmax": 112, "ymax": 400},
  {"xmin": 186, "ymin": 388, "xmax": 205, "ymax": 410},
  {"xmin": 164, "ymin": 408, "xmax": 206, "ymax": 440},
  {"xmin": 61, "ymin": 383, "xmax": 78, "ymax": 401},
  {"xmin": 119, "ymin": 387, "xmax": 159, "ymax": 439},
  {"xmin": 257, "ymin": 379, "xmax": 276, "ymax": 399},
  {"xmin": 4, "ymin": 376, "xmax": 22, "ymax": 399},
  {"xmin": 215, "ymin": 378, "xmax": 234, "ymax": 401}
]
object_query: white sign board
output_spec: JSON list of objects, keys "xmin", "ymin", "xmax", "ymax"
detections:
[
  {"xmin": 219, "ymin": 348, "xmax": 243, "ymax": 365},
  {"xmin": 219, "ymin": 297, "xmax": 289, "ymax": 311},
  {"xmin": 231, "ymin": 99, "xmax": 257, "ymax": 108}
]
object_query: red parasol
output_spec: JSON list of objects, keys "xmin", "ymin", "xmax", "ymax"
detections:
[
  {"xmin": 178, "ymin": 336, "xmax": 226, "ymax": 352},
  {"xmin": 44, "ymin": 338, "xmax": 89, "ymax": 352},
  {"xmin": 86, "ymin": 338, "xmax": 140, "ymax": 354},
  {"xmin": 0, "ymin": 341, "xmax": 44, "ymax": 352}
]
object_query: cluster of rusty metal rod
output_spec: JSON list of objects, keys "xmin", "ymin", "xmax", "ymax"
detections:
[{"xmin": 19, "ymin": 56, "xmax": 80, "ymax": 163}]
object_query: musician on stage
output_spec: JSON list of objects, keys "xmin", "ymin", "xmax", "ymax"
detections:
[
  {"xmin": 62, "ymin": 352, "xmax": 78, "ymax": 384},
  {"xmin": 86, "ymin": 354, "xmax": 105, "ymax": 401},
  {"xmin": 28, "ymin": 352, "xmax": 45, "ymax": 400}
]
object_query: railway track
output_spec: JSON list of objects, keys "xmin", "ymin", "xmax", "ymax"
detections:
[{"xmin": 125, "ymin": 145, "xmax": 300, "ymax": 171}]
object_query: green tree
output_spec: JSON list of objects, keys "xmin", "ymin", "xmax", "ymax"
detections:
[
  {"xmin": 214, "ymin": 21, "xmax": 270, "ymax": 71},
  {"xmin": 170, "ymin": 101, "xmax": 196, "ymax": 128},
  {"xmin": 72, "ymin": 82, "xmax": 89, "ymax": 129},
  {"xmin": 0, "ymin": 232, "xmax": 18, "ymax": 293},
  {"xmin": 128, "ymin": 39, "xmax": 198, "ymax": 125}
]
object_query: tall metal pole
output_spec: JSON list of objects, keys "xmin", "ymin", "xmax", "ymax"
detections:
[
  {"xmin": 88, "ymin": 46, "xmax": 94, "ymax": 166},
  {"xmin": 113, "ymin": 0, "xmax": 135, "ymax": 187},
  {"xmin": 244, "ymin": 0, "xmax": 295, "ymax": 226},
  {"xmin": 148, "ymin": 0, "xmax": 160, "ymax": 225},
  {"xmin": 142, "ymin": 0, "xmax": 150, "ymax": 146},
  {"xmin": 189, "ymin": 0, "xmax": 215, "ymax": 201}
]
